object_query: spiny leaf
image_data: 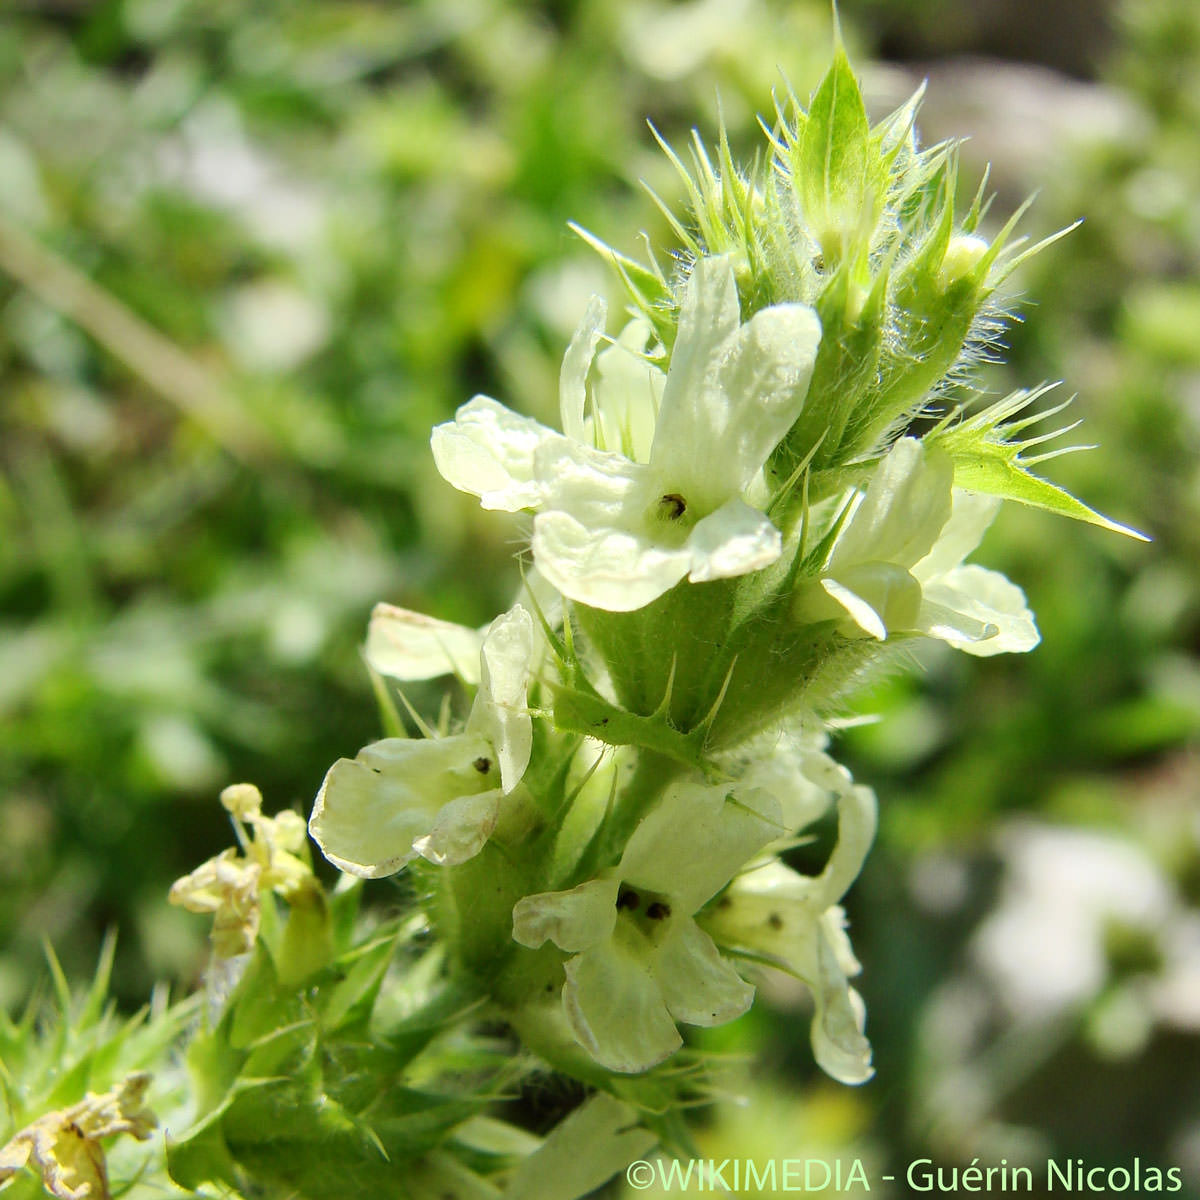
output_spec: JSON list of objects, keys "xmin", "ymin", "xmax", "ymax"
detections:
[{"xmin": 929, "ymin": 389, "xmax": 1148, "ymax": 540}]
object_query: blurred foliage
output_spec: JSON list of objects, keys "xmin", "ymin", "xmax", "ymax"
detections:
[
  {"xmin": 2, "ymin": 0, "xmax": 1199, "ymax": 1195},
  {"xmin": 0, "ymin": 0, "xmax": 840, "ymax": 1004}
]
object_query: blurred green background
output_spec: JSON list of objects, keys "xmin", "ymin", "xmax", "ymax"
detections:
[{"xmin": 1, "ymin": 0, "xmax": 1197, "ymax": 1195}]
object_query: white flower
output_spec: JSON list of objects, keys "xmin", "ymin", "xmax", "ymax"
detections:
[
  {"xmin": 431, "ymin": 256, "xmax": 822, "ymax": 610},
  {"xmin": 798, "ymin": 437, "xmax": 1039, "ymax": 655},
  {"xmin": 365, "ymin": 570, "xmax": 561, "ymax": 686},
  {"xmin": 309, "ymin": 605, "xmax": 535, "ymax": 873},
  {"xmin": 512, "ymin": 776, "xmax": 784, "ymax": 1072},
  {"xmin": 701, "ymin": 785, "xmax": 878, "ymax": 1084},
  {"xmin": 365, "ymin": 603, "xmax": 487, "ymax": 684},
  {"xmin": 737, "ymin": 729, "xmax": 865, "ymax": 837}
]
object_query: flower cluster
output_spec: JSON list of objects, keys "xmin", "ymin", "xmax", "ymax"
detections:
[{"xmin": 295, "ymin": 42, "xmax": 1137, "ymax": 1107}]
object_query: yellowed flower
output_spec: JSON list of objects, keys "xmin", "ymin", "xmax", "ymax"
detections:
[
  {"xmin": 0, "ymin": 1074, "xmax": 156, "ymax": 1200},
  {"xmin": 169, "ymin": 783, "xmax": 315, "ymax": 957}
]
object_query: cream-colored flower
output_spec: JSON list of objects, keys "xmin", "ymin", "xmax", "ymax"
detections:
[
  {"xmin": 701, "ymin": 786, "xmax": 878, "ymax": 1084},
  {"xmin": 432, "ymin": 256, "xmax": 821, "ymax": 611},
  {"xmin": 513, "ymin": 777, "xmax": 783, "ymax": 1072},
  {"xmin": 798, "ymin": 437, "xmax": 1039, "ymax": 655},
  {"xmin": 310, "ymin": 604, "xmax": 535, "ymax": 873}
]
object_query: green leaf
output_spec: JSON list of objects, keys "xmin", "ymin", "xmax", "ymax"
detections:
[
  {"xmin": 929, "ymin": 390, "xmax": 1148, "ymax": 540},
  {"xmin": 947, "ymin": 451, "xmax": 1147, "ymax": 539},
  {"xmin": 318, "ymin": 926, "xmax": 402, "ymax": 1035}
]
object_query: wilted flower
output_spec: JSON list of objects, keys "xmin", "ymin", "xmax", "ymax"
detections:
[
  {"xmin": 169, "ymin": 783, "xmax": 313, "ymax": 957},
  {"xmin": 0, "ymin": 1074, "xmax": 156, "ymax": 1200}
]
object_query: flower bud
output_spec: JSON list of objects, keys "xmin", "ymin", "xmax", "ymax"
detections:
[{"xmin": 939, "ymin": 233, "xmax": 990, "ymax": 288}]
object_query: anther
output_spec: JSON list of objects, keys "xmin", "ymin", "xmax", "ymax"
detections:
[{"xmin": 658, "ymin": 493, "xmax": 687, "ymax": 519}]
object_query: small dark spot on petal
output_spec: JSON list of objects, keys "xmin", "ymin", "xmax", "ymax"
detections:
[
  {"xmin": 616, "ymin": 888, "xmax": 641, "ymax": 912},
  {"xmin": 717, "ymin": 896, "xmax": 732, "ymax": 910},
  {"xmin": 767, "ymin": 912, "xmax": 784, "ymax": 931},
  {"xmin": 646, "ymin": 901, "xmax": 671, "ymax": 921},
  {"xmin": 473, "ymin": 756, "xmax": 491, "ymax": 774},
  {"xmin": 371, "ymin": 767, "xmax": 382, "ymax": 774}
]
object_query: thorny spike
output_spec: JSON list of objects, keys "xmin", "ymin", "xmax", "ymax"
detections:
[
  {"xmin": 563, "ymin": 743, "xmax": 610, "ymax": 811},
  {"xmin": 995, "ymin": 219, "xmax": 1083, "ymax": 282},
  {"xmin": 1024, "ymin": 441, "xmax": 1098, "ymax": 465},
  {"xmin": 521, "ymin": 565, "xmax": 570, "ymax": 666},
  {"xmin": 695, "ymin": 655, "xmax": 740, "ymax": 748},
  {"xmin": 965, "ymin": 163, "xmax": 993, "ymax": 231},
  {"xmin": 651, "ymin": 654, "xmax": 679, "ymax": 720},
  {"xmin": 436, "ymin": 691, "xmax": 454, "ymax": 738},
  {"xmin": 1018, "ymin": 417, "xmax": 1084, "ymax": 451}
]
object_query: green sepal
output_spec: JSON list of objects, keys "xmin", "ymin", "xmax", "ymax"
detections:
[
  {"xmin": 170, "ymin": 940, "xmax": 497, "ymax": 1200},
  {"xmin": 318, "ymin": 923, "xmax": 405, "ymax": 1036}
]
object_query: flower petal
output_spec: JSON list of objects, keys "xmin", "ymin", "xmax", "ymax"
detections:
[
  {"xmin": 308, "ymin": 757, "xmax": 428, "ymax": 878},
  {"xmin": 820, "ymin": 577, "xmax": 888, "ymax": 641},
  {"xmin": 506, "ymin": 1093, "xmax": 657, "ymax": 1200},
  {"xmin": 686, "ymin": 499, "xmax": 782, "ymax": 582},
  {"xmin": 534, "ymin": 437, "xmax": 654, "ymax": 525},
  {"xmin": 808, "ymin": 922, "xmax": 874, "ymax": 1085},
  {"xmin": 532, "ymin": 509, "xmax": 691, "ymax": 611},
  {"xmin": 563, "ymin": 939, "xmax": 682, "ymax": 1072},
  {"xmin": 619, "ymin": 779, "xmax": 783, "ymax": 913},
  {"xmin": 431, "ymin": 395, "xmax": 559, "ymax": 512},
  {"xmin": 512, "ymin": 878, "xmax": 620, "ymax": 952},
  {"xmin": 649, "ymin": 257, "xmax": 740, "ymax": 467},
  {"xmin": 469, "ymin": 605, "xmax": 535, "ymax": 791},
  {"xmin": 830, "ymin": 438, "xmax": 954, "ymax": 570},
  {"xmin": 590, "ymin": 317, "xmax": 663, "ymax": 462},
  {"xmin": 413, "ymin": 790, "xmax": 501, "ymax": 866},
  {"xmin": 912, "ymin": 491, "xmax": 1001, "ymax": 582},
  {"xmin": 654, "ymin": 918, "xmax": 754, "ymax": 1027},
  {"xmin": 812, "ymin": 785, "xmax": 878, "ymax": 909},
  {"xmin": 920, "ymin": 565, "xmax": 1040, "ymax": 656},
  {"xmin": 365, "ymin": 603, "xmax": 483, "ymax": 684},
  {"xmin": 652, "ymin": 261, "xmax": 821, "ymax": 508},
  {"xmin": 559, "ymin": 296, "xmax": 607, "ymax": 443},
  {"xmin": 310, "ymin": 735, "xmax": 493, "ymax": 877},
  {"xmin": 742, "ymin": 739, "xmax": 853, "ymax": 834}
]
